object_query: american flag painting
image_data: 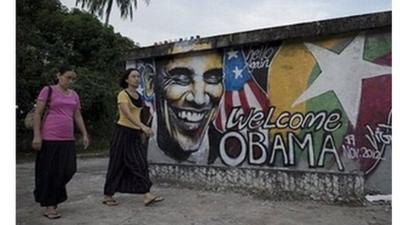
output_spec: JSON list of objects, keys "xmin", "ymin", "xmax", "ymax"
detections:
[{"xmin": 214, "ymin": 49, "xmax": 270, "ymax": 133}]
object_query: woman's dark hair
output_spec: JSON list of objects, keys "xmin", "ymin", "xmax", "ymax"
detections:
[
  {"xmin": 58, "ymin": 64, "xmax": 73, "ymax": 75},
  {"xmin": 119, "ymin": 68, "xmax": 140, "ymax": 88},
  {"xmin": 53, "ymin": 64, "xmax": 74, "ymax": 84}
]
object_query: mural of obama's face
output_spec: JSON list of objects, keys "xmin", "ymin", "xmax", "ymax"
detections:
[{"xmin": 156, "ymin": 51, "xmax": 223, "ymax": 160}]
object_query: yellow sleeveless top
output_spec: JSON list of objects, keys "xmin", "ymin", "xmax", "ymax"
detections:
[{"xmin": 116, "ymin": 90, "xmax": 142, "ymax": 130}]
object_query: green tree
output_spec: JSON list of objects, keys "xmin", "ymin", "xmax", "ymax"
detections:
[
  {"xmin": 75, "ymin": 0, "xmax": 150, "ymax": 26},
  {"xmin": 17, "ymin": 0, "xmax": 137, "ymax": 153}
]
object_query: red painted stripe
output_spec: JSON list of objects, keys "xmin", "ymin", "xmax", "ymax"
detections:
[
  {"xmin": 356, "ymin": 52, "xmax": 392, "ymax": 173},
  {"xmin": 239, "ymin": 89, "xmax": 250, "ymax": 115},
  {"xmin": 215, "ymin": 105, "xmax": 223, "ymax": 132},
  {"xmin": 224, "ymin": 91, "xmax": 233, "ymax": 118},
  {"xmin": 248, "ymin": 79, "xmax": 269, "ymax": 111}
]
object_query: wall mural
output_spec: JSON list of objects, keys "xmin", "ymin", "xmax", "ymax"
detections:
[{"xmin": 134, "ymin": 31, "xmax": 391, "ymax": 178}]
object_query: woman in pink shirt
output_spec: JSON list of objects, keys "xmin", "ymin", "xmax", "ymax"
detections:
[{"xmin": 32, "ymin": 65, "xmax": 89, "ymax": 219}]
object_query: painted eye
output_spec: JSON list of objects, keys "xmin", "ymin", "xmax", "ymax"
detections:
[
  {"xmin": 204, "ymin": 73, "xmax": 222, "ymax": 84},
  {"xmin": 167, "ymin": 67, "xmax": 193, "ymax": 86},
  {"xmin": 204, "ymin": 69, "xmax": 222, "ymax": 84},
  {"xmin": 171, "ymin": 74, "xmax": 191, "ymax": 85}
]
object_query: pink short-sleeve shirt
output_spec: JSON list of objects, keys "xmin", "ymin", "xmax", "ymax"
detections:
[{"xmin": 37, "ymin": 85, "xmax": 81, "ymax": 141}]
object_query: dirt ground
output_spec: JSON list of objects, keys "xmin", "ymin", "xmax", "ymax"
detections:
[{"xmin": 16, "ymin": 157, "xmax": 391, "ymax": 225}]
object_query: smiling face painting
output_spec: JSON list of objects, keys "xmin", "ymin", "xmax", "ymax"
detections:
[{"xmin": 156, "ymin": 51, "xmax": 223, "ymax": 160}]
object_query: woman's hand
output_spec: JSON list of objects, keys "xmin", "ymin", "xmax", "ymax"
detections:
[
  {"xmin": 142, "ymin": 126, "xmax": 154, "ymax": 137},
  {"xmin": 32, "ymin": 136, "xmax": 42, "ymax": 151},
  {"xmin": 82, "ymin": 135, "xmax": 90, "ymax": 149}
]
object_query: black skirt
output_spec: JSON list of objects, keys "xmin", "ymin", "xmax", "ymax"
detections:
[
  {"xmin": 34, "ymin": 140, "xmax": 76, "ymax": 207},
  {"xmin": 103, "ymin": 124, "xmax": 152, "ymax": 195}
]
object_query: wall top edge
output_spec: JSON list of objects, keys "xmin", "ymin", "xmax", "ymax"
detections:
[{"xmin": 125, "ymin": 11, "xmax": 391, "ymax": 60}]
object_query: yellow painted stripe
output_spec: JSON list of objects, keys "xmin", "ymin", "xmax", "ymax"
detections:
[
  {"xmin": 313, "ymin": 35, "xmax": 351, "ymax": 49},
  {"xmin": 268, "ymin": 41, "xmax": 314, "ymax": 135},
  {"xmin": 267, "ymin": 37, "xmax": 345, "ymax": 136}
]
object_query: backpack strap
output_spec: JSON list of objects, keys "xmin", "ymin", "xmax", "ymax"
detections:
[
  {"xmin": 124, "ymin": 90, "xmax": 143, "ymax": 108},
  {"xmin": 45, "ymin": 86, "xmax": 52, "ymax": 107}
]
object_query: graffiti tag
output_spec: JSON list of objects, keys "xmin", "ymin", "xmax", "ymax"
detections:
[{"xmin": 245, "ymin": 46, "xmax": 276, "ymax": 69}]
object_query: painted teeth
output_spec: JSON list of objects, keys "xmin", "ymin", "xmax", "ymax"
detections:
[{"xmin": 177, "ymin": 110, "xmax": 205, "ymax": 122}]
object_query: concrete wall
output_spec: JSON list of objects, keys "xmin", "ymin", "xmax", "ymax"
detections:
[
  {"xmin": 149, "ymin": 164, "xmax": 364, "ymax": 202},
  {"xmin": 126, "ymin": 12, "xmax": 391, "ymax": 197}
]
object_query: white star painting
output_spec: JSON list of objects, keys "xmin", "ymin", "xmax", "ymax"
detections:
[
  {"xmin": 232, "ymin": 66, "xmax": 243, "ymax": 79},
  {"xmin": 227, "ymin": 50, "xmax": 239, "ymax": 60},
  {"xmin": 292, "ymin": 33, "xmax": 391, "ymax": 127}
]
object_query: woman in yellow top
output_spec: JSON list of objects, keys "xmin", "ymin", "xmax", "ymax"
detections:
[{"xmin": 103, "ymin": 68, "xmax": 163, "ymax": 206}]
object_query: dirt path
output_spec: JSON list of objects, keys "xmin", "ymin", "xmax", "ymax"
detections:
[{"xmin": 17, "ymin": 158, "xmax": 391, "ymax": 225}]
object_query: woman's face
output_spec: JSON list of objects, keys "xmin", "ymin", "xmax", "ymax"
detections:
[
  {"xmin": 57, "ymin": 71, "xmax": 76, "ymax": 89},
  {"xmin": 126, "ymin": 70, "xmax": 141, "ymax": 88}
]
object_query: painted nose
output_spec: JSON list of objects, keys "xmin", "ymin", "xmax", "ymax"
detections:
[{"xmin": 186, "ymin": 80, "xmax": 210, "ymax": 106}]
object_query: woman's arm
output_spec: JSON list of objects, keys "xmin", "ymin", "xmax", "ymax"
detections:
[
  {"xmin": 31, "ymin": 101, "xmax": 46, "ymax": 150},
  {"xmin": 119, "ymin": 102, "xmax": 154, "ymax": 137},
  {"xmin": 74, "ymin": 109, "xmax": 89, "ymax": 149}
]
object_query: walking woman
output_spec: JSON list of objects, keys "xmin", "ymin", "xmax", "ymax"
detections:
[
  {"xmin": 32, "ymin": 64, "xmax": 89, "ymax": 219},
  {"xmin": 103, "ymin": 68, "xmax": 163, "ymax": 206}
]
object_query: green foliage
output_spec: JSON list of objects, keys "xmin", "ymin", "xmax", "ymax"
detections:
[{"xmin": 16, "ymin": 0, "xmax": 136, "ymax": 151}]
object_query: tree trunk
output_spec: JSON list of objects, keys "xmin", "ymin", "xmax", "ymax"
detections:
[
  {"xmin": 104, "ymin": 0, "xmax": 113, "ymax": 27},
  {"xmin": 105, "ymin": 13, "xmax": 110, "ymax": 26}
]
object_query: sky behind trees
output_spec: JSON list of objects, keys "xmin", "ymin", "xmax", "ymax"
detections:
[{"xmin": 60, "ymin": 0, "xmax": 391, "ymax": 46}]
